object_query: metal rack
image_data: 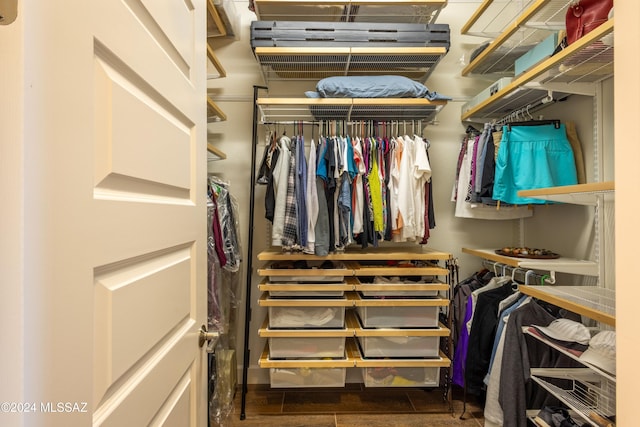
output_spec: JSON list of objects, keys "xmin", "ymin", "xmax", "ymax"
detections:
[
  {"xmin": 531, "ymin": 372, "xmax": 616, "ymax": 427},
  {"xmin": 253, "ymin": 0, "xmax": 447, "ymax": 24},
  {"xmin": 256, "ymin": 97, "xmax": 447, "ymax": 122}
]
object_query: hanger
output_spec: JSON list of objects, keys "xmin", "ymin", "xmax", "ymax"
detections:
[{"xmin": 507, "ymin": 119, "xmax": 561, "ymax": 131}]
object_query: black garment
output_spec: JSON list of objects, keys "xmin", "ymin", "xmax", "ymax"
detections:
[
  {"xmin": 264, "ymin": 147, "xmax": 279, "ymax": 223},
  {"xmin": 383, "ymin": 139, "xmax": 393, "ymax": 241},
  {"xmin": 452, "ymin": 270, "xmax": 494, "ymax": 346},
  {"xmin": 324, "ymin": 139, "xmax": 336, "ymax": 252},
  {"xmin": 464, "ymin": 282, "xmax": 515, "ymax": 396},
  {"xmin": 478, "ymin": 131, "xmax": 495, "ymax": 200},
  {"xmin": 498, "ymin": 300, "xmax": 583, "ymax": 427}
]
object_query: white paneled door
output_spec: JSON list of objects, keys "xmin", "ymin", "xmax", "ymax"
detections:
[{"xmin": 3, "ymin": 0, "xmax": 208, "ymax": 426}]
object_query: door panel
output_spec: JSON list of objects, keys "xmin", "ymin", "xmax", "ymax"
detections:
[{"xmin": 19, "ymin": 0, "xmax": 207, "ymax": 425}]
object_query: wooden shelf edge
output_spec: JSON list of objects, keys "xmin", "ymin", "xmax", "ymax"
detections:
[
  {"xmin": 206, "ymin": 44, "xmax": 226, "ymax": 78},
  {"xmin": 257, "ymin": 247, "xmax": 453, "ymax": 261},
  {"xmin": 517, "ymin": 181, "xmax": 614, "ymax": 205},
  {"xmin": 519, "ymin": 285, "xmax": 615, "ymax": 327},
  {"xmin": 207, "ymin": 96, "xmax": 227, "ymax": 121},
  {"xmin": 206, "ymin": 0, "xmax": 227, "ymax": 38},
  {"xmin": 207, "ymin": 143, "xmax": 226, "ymax": 160}
]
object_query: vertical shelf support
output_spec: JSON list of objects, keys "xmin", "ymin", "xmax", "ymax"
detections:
[{"xmin": 240, "ymin": 85, "xmax": 269, "ymax": 420}]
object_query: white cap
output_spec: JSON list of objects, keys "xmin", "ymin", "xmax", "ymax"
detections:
[
  {"xmin": 532, "ymin": 318, "xmax": 591, "ymax": 345},
  {"xmin": 580, "ymin": 330, "xmax": 616, "ymax": 375}
]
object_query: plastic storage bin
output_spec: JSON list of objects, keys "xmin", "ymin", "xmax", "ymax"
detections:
[
  {"xmin": 356, "ymin": 305, "xmax": 438, "ymax": 328},
  {"xmin": 357, "ymin": 335, "xmax": 439, "ymax": 358},
  {"xmin": 270, "ymin": 367, "xmax": 347, "ymax": 388},
  {"xmin": 363, "ymin": 366, "xmax": 440, "ymax": 387},
  {"xmin": 268, "ymin": 306, "xmax": 346, "ymax": 329},
  {"xmin": 269, "ymin": 336, "xmax": 346, "ymax": 358}
]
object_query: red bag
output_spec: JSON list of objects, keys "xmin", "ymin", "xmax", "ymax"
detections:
[{"xmin": 565, "ymin": 0, "xmax": 613, "ymax": 45}]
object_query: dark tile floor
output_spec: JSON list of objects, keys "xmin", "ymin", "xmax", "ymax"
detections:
[{"xmin": 226, "ymin": 385, "xmax": 485, "ymax": 427}]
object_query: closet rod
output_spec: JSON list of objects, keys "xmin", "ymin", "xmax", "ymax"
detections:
[
  {"xmin": 261, "ymin": 121, "xmax": 320, "ymax": 126},
  {"xmin": 494, "ymin": 92, "xmax": 556, "ymax": 126},
  {"xmin": 481, "ymin": 259, "xmax": 551, "ymax": 286},
  {"xmin": 240, "ymin": 84, "xmax": 268, "ymax": 420}
]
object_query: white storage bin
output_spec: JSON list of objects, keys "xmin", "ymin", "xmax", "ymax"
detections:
[
  {"xmin": 268, "ymin": 288, "xmax": 345, "ymax": 297},
  {"xmin": 356, "ymin": 305, "xmax": 439, "ymax": 328},
  {"xmin": 360, "ymin": 289, "xmax": 439, "ymax": 297},
  {"xmin": 363, "ymin": 366, "xmax": 440, "ymax": 387},
  {"xmin": 270, "ymin": 367, "xmax": 346, "ymax": 388},
  {"xmin": 269, "ymin": 336, "xmax": 346, "ymax": 359},
  {"xmin": 359, "ymin": 277, "xmax": 440, "ymax": 297},
  {"xmin": 358, "ymin": 336, "xmax": 439, "ymax": 358},
  {"xmin": 269, "ymin": 306, "xmax": 346, "ymax": 329}
]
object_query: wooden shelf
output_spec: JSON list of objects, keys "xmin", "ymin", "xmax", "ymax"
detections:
[
  {"xmin": 260, "ymin": 316, "xmax": 354, "ymax": 337},
  {"xmin": 461, "ymin": 248, "xmax": 599, "ymax": 277},
  {"xmin": 253, "ymin": 0, "xmax": 447, "ymax": 24},
  {"xmin": 207, "ymin": 44, "xmax": 226, "ymax": 79},
  {"xmin": 519, "ymin": 285, "xmax": 615, "ymax": 327},
  {"xmin": 258, "ymin": 292, "xmax": 356, "ymax": 307},
  {"xmin": 207, "ymin": 96, "xmax": 227, "ymax": 122},
  {"xmin": 461, "ymin": 18, "xmax": 613, "ymax": 122},
  {"xmin": 207, "ymin": 143, "xmax": 226, "ymax": 160},
  {"xmin": 517, "ymin": 181, "xmax": 614, "ymax": 206},
  {"xmin": 258, "ymin": 246, "xmax": 452, "ymax": 262},
  {"xmin": 347, "ymin": 312, "xmax": 450, "ymax": 337},
  {"xmin": 259, "ymin": 343, "xmax": 356, "ymax": 368},
  {"xmin": 206, "ymin": 0, "xmax": 227, "ymax": 38}
]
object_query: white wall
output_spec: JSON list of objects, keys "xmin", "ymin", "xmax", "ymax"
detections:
[
  {"xmin": 0, "ymin": 4, "xmax": 25, "ymax": 424},
  {"xmin": 207, "ymin": 1, "xmax": 611, "ymax": 385}
]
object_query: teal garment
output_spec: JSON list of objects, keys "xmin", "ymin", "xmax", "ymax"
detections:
[{"xmin": 493, "ymin": 123, "xmax": 577, "ymax": 205}]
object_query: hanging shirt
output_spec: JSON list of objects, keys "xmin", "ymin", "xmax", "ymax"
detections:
[
  {"xmin": 369, "ymin": 138, "xmax": 384, "ymax": 233},
  {"xmin": 295, "ymin": 136, "xmax": 308, "ymax": 247},
  {"xmin": 398, "ymin": 135, "xmax": 416, "ymax": 241},
  {"xmin": 271, "ymin": 136, "xmax": 291, "ymax": 246},
  {"xmin": 351, "ymin": 137, "xmax": 365, "ymax": 235},
  {"xmin": 412, "ymin": 134, "xmax": 432, "ymax": 239},
  {"xmin": 305, "ymin": 138, "xmax": 319, "ymax": 254},
  {"xmin": 281, "ymin": 150, "xmax": 298, "ymax": 249}
]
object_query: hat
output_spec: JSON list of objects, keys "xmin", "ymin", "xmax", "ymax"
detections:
[
  {"xmin": 580, "ymin": 330, "xmax": 616, "ymax": 375},
  {"xmin": 532, "ymin": 319, "xmax": 591, "ymax": 345}
]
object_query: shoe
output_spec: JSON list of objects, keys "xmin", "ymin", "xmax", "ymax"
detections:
[{"xmin": 534, "ymin": 406, "xmax": 579, "ymax": 427}]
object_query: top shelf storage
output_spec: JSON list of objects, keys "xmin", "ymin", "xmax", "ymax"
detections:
[
  {"xmin": 461, "ymin": 18, "xmax": 613, "ymax": 122},
  {"xmin": 461, "ymin": 0, "xmax": 578, "ymax": 76},
  {"xmin": 253, "ymin": 0, "xmax": 447, "ymax": 24}
]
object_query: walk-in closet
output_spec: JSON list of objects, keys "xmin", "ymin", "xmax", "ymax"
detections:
[
  {"xmin": 203, "ymin": 1, "xmax": 625, "ymax": 426},
  {"xmin": 3, "ymin": 1, "xmax": 636, "ymax": 427}
]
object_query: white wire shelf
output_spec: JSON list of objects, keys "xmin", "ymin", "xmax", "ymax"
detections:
[
  {"xmin": 519, "ymin": 285, "xmax": 615, "ymax": 327},
  {"xmin": 462, "ymin": 248, "xmax": 599, "ymax": 277},
  {"xmin": 461, "ymin": 18, "xmax": 613, "ymax": 122},
  {"xmin": 256, "ymin": 97, "xmax": 447, "ymax": 122},
  {"xmin": 462, "ymin": 0, "xmax": 576, "ymax": 76},
  {"xmin": 524, "ymin": 327, "xmax": 616, "ymax": 382},
  {"xmin": 531, "ymin": 373, "xmax": 616, "ymax": 427},
  {"xmin": 253, "ymin": 0, "xmax": 447, "ymax": 24},
  {"xmin": 462, "ymin": 0, "xmax": 541, "ymax": 38},
  {"xmin": 254, "ymin": 46, "xmax": 448, "ymax": 83}
]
